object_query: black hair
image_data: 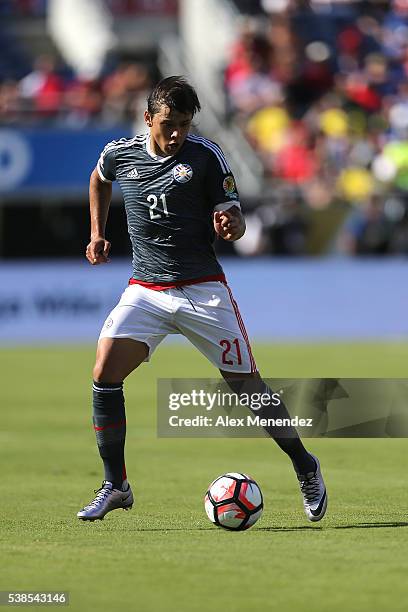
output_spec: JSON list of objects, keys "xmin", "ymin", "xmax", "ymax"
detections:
[{"xmin": 147, "ymin": 76, "xmax": 201, "ymax": 117}]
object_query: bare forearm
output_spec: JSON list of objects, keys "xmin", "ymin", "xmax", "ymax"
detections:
[
  {"xmin": 89, "ymin": 168, "xmax": 112, "ymax": 239},
  {"xmin": 85, "ymin": 169, "xmax": 112, "ymax": 265}
]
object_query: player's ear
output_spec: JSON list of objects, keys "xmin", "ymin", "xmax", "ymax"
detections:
[{"xmin": 144, "ymin": 110, "xmax": 153, "ymax": 127}]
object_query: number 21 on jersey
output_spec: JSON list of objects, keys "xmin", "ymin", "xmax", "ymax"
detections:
[{"xmin": 147, "ymin": 194, "xmax": 169, "ymax": 220}]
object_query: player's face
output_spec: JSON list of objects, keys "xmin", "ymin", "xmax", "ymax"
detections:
[{"xmin": 145, "ymin": 105, "xmax": 192, "ymax": 157}]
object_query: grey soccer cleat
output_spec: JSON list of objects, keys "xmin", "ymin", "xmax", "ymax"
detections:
[
  {"xmin": 297, "ymin": 454, "xmax": 327, "ymax": 522},
  {"xmin": 77, "ymin": 481, "xmax": 134, "ymax": 521}
]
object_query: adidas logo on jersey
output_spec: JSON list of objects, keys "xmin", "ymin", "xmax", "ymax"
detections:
[{"xmin": 126, "ymin": 167, "xmax": 140, "ymax": 178}]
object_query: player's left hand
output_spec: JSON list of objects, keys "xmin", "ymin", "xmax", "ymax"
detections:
[{"xmin": 213, "ymin": 209, "xmax": 245, "ymax": 241}]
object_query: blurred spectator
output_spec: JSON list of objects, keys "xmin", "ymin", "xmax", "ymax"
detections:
[
  {"xmin": 64, "ymin": 78, "xmax": 103, "ymax": 127},
  {"xmin": 225, "ymin": 0, "xmax": 408, "ymax": 255},
  {"xmin": 235, "ymin": 190, "xmax": 309, "ymax": 256},
  {"xmin": 101, "ymin": 62, "xmax": 151, "ymax": 127},
  {"xmin": 0, "ymin": 80, "xmax": 21, "ymax": 123},
  {"xmin": 337, "ymin": 191, "xmax": 408, "ymax": 257},
  {"xmin": 261, "ymin": 192, "xmax": 309, "ymax": 255},
  {"xmin": 267, "ymin": 15, "xmax": 299, "ymax": 86},
  {"xmin": 19, "ymin": 55, "xmax": 64, "ymax": 117},
  {"xmin": 339, "ymin": 195, "xmax": 394, "ymax": 255},
  {"xmin": 225, "ymin": 23, "xmax": 283, "ymax": 116},
  {"xmin": 0, "ymin": 51, "xmax": 151, "ymax": 127},
  {"xmin": 273, "ymin": 123, "xmax": 317, "ymax": 183}
]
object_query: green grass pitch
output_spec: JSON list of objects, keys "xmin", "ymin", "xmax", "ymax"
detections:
[{"xmin": 2, "ymin": 342, "xmax": 408, "ymax": 612}]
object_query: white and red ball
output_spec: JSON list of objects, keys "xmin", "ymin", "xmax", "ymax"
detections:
[{"xmin": 204, "ymin": 472, "xmax": 263, "ymax": 531}]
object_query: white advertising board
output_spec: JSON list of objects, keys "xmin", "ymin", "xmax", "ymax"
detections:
[{"xmin": 1, "ymin": 258, "xmax": 407, "ymax": 344}]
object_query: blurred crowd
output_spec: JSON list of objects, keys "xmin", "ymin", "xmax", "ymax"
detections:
[
  {"xmin": 0, "ymin": 0, "xmax": 177, "ymax": 17},
  {"xmin": 0, "ymin": 1, "xmax": 168, "ymax": 130},
  {"xmin": 0, "ymin": 54, "xmax": 152, "ymax": 129},
  {"xmin": 0, "ymin": 0, "xmax": 47, "ymax": 16},
  {"xmin": 1, "ymin": 0, "xmax": 408, "ymax": 256},
  {"xmin": 226, "ymin": 0, "xmax": 408, "ymax": 255}
]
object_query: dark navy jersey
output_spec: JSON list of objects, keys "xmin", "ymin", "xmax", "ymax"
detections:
[{"xmin": 96, "ymin": 133, "xmax": 240, "ymax": 283}]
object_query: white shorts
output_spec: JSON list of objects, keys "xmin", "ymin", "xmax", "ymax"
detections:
[{"xmin": 99, "ymin": 281, "xmax": 257, "ymax": 373}]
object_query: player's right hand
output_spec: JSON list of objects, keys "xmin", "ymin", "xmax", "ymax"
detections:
[{"xmin": 85, "ymin": 237, "xmax": 111, "ymax": 265}]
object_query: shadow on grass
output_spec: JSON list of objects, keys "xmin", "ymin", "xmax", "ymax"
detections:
[
  {"xmin": 87, "ymin": 521, "xmax": 408, "ymax": 532},
  {"xmin": 334, "ymin": 521, "xmax": 408, "ymax": 529},
  {"xmin": 92, "ymin": 525, "xmax": 315, "ymax": 532},
  {"xmin": 258, "ymin": 526, "xmax": 322, "ymax": 532},
  {"xmin": 122, "ymin": 526, "xmax": 320, "ymax": 532},
  {"xmin": 259, "ymin": 521, "xmax": 408, "ymax": 532}
]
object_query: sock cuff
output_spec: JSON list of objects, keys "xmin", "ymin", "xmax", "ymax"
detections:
[{"xmin": 93, "ymin": 381, "xmax": 123, "ymax": 393}]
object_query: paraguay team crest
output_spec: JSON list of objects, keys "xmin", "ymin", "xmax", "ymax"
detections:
[{"xmin": 173, "ymin": 163, "xmax": 193, "ymax": 183}]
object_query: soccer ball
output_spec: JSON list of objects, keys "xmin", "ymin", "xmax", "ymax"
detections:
[{"xmin": 204, "ymin": 472, "xmax": 263, "ymax": 531}]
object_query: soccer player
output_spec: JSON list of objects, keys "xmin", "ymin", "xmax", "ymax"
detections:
[{"xmin": 77, "ymin": 76, "xmax": 327, "ymax": 522}]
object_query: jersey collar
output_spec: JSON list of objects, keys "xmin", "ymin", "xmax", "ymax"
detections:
[{"xmin": 145, "ymin": 135, "xmax": 173, "ymax": 163}]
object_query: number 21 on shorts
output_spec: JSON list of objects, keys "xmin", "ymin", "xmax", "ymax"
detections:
[{"xmin": 220, "ymin": 338, "xmax": 242, "ymax": 366}]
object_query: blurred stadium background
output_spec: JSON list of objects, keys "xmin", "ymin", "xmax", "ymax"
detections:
[
  {"xmin": 2, "ymin": 4, "xmax": 408, "ymax": 612},
  {"xmin": 1, "ymin": 0, "xmax": 408, "ymax": 344}
]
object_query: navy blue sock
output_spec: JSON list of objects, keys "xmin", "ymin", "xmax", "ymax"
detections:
[
  {"xmin": 92, "ymin": 381, "xmax": 127, "ymax": 489},
  {"xmin": 259, "ymin": 382, "xmax": 316, "ymax": 475},
  {"xmin": 223, "ymin": 377, "xmax": 316, "ymax": 475},
  {"xmin": 257, "ymin": 381, "xmax": 316, "ymax": 474}
]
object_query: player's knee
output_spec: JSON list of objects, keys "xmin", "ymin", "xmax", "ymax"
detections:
[
  {"xmin": 93, "ymin": 361, "xmax": 123, "ymax": 384},
  {"xmin": 92, "ymin": 361, "xmax": 106, "ymax": 382}
]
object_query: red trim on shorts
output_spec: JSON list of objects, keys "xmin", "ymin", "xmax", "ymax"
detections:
[
  {"xmin": 129, "ymin": 274, "xmax": 226, "ymax": 291},
  {"xmin": 224, "ymin": 284, "xmax": 257, "ymax": 373}
]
